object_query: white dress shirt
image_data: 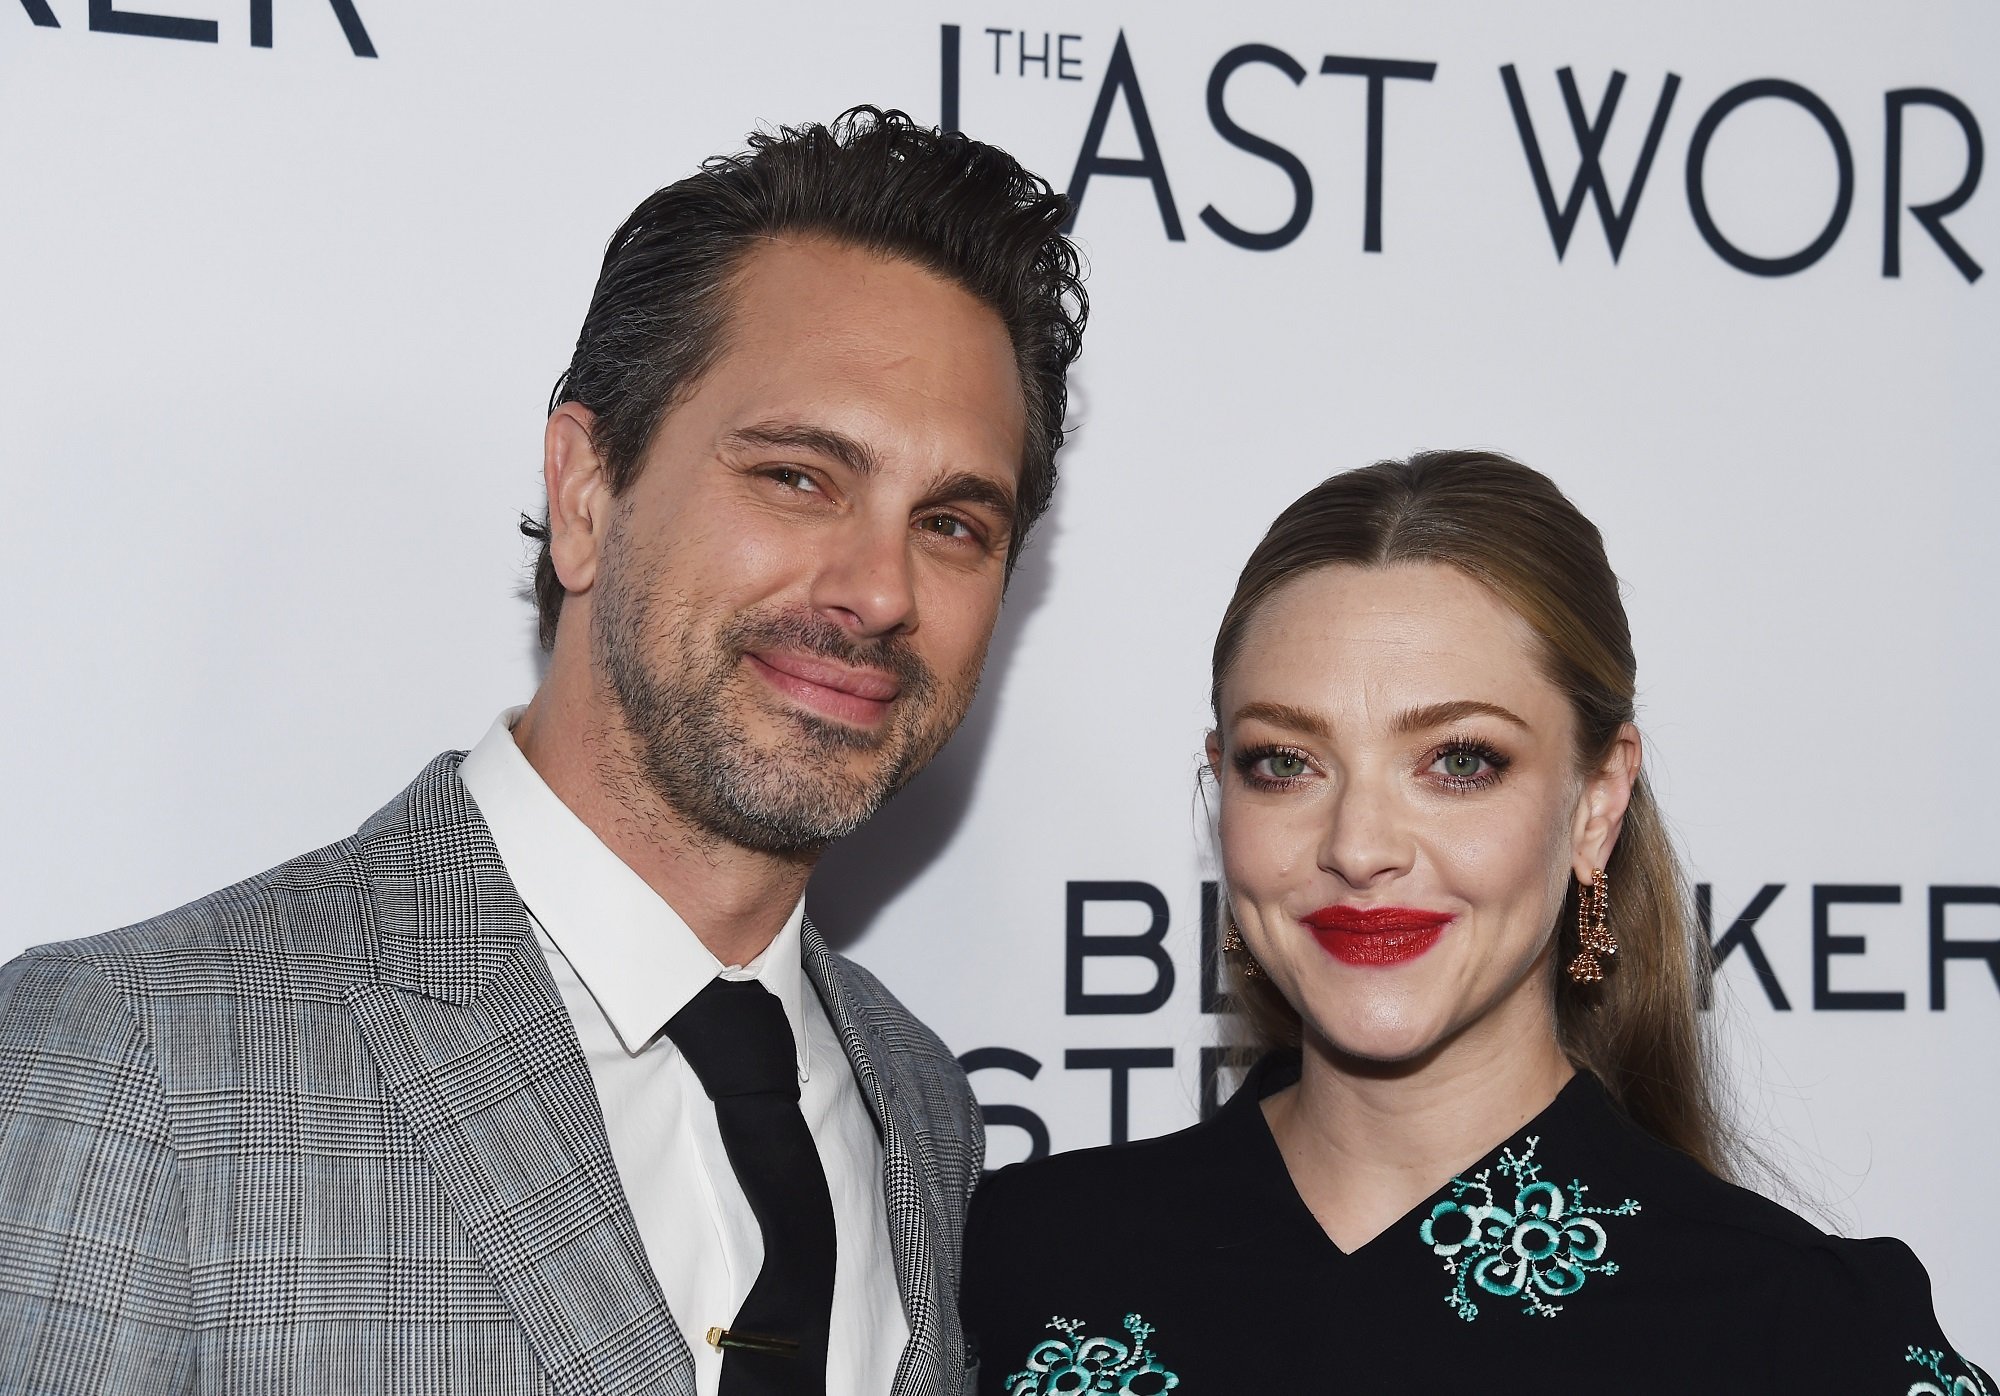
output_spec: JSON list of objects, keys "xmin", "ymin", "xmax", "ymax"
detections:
[{"xmin": 457, "ymin": 710, "xmax": 909, "ymax": 1394}]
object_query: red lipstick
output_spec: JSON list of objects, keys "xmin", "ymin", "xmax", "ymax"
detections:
[{"xmin": 1301, "ymin": 906, "xmax": 1454, "ymax": 966}]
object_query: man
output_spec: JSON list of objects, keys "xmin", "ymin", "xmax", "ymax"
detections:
[{"xmin": 0, "ymin": 109, "xmax": 1085, "ymax": 1395}]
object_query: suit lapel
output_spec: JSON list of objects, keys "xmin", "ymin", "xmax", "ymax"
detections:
[
  {"xmin": 345, "ymin": 754, "xmax": 695, "ymax": 1396},
  {"xmin": 802, "ymin": 919, "xmax": 953, "ymax": 1396}
]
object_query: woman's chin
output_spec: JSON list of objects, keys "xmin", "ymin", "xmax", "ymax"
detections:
[{"xmin": 1305, "ymin": 1012, "xmax": 1452, "ymax": 1071}]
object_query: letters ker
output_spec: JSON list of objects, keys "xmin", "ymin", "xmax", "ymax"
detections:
[
  {"xmin": 1703, "ymin": 882, "xmax": 2000, "ymax": 1012},
  {"xmin": 20, "ymin": 0, "xmax": 376, "ymax": 55}
]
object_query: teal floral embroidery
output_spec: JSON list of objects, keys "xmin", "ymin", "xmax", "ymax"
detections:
[
  {"xmin": 1907, "ymin": 1346, "xmax": 1992, "ymax": 1396},
  {"xmin": 1418, "ymin": 1134, "xmax": 1640, "ymax": 1321},
  {"xmin": 1003, "ymin": 1313, "xmax": 1179, "ymax": 1395}
]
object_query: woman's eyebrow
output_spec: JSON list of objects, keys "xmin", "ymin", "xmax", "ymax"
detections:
[
  {"xmin": 1229, "ymin": 701, "xmax": 1331, "ymax": 739},
  {"xmin": 1393, "ymin": 699, "xmax": 1530, "ymax": 734}
]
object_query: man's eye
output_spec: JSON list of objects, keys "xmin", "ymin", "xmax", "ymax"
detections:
[
  {"xmin": 920, "ymin": 514, "xmax": 973, "ymax": 540},
  {"xmin": 768, "ymin": 467, "xmax": 820, "ymax": 492}
]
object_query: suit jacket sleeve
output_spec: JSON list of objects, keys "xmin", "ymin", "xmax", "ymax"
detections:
[{"xmin": 0, "ymin": 949, "xmax": 195, "ymax": 1393}]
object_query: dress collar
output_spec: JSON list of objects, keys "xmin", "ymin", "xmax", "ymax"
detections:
[{"xmin": 456, "ymin": 708, "xmax": 811, "ymax": 1080}]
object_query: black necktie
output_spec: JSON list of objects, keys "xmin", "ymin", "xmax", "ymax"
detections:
[{"xmin": 664, "ymin": 977, "xmax": 836, "ymax": 1394}]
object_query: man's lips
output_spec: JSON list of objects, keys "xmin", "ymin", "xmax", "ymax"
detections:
[
  {"xmin": 745, "ymin": 650, "xmax": 901, "ymax": 725},
  {"xmin": 1300, "ymin": 906, "xmax": 1455, "ymax": 966}
]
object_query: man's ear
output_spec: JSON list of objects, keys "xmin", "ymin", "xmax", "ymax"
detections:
[
  {"xmin": 544, "ymin": 404, "xmax": 611, "ymax": 595},
  {"xmin": 1571, "ymin": 722, "xmax": 1642, "ymax": 879}
]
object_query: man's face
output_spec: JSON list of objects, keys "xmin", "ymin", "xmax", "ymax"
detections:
[{"xmin": 587, "ymin": 237, "xmax": 1026, "ymax": 855}]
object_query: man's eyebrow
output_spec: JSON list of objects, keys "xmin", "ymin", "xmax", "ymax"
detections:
[
  {"xmin": 1229, "ymin": 701, "xmax": 1332, "ymax": 740},
  {"xmin": 725, "ymin": 420, "xmax": 880, "ymax": 476},
  {"xmin": 917, "ymin": 470, "xmax": 1018, "ymax": 530},
  {"xmin": 1393, "ymin": 699, "xmax": 1531, "ymax": 734}
]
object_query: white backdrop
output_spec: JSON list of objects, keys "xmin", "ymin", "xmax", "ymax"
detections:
[{"xmin": 3, "ymin": 0, "xmax": 1994, "ymax": 1355}]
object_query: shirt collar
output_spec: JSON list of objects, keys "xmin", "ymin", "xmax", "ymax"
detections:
[{"xmin": 456, "ymin": 707, "xmax": 812, "ymax": 1080}]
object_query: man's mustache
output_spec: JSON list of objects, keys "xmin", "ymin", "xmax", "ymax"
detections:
[{"xmin": 720, "ymin": 611, "xmax": 937, "ymax": 705}]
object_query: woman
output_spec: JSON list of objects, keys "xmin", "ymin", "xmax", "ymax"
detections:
[{"xmin": 960, "ymin": 452, "xmax": 1990, "ymax": 1393}]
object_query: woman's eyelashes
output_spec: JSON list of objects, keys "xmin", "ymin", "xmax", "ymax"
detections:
[
  {"xmin": 1427, "ymin": 736, "xmax": 1511, "ymax": 791},
  {"xmin": 1229, "ymin": 734, "xmax": 1515, "ymax": 793},
  {"xmin": 1233, "ymin": 743, "xmax": 1315, "ymax": 789}
]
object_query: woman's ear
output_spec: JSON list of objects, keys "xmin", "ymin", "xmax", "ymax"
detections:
[
  {"xmin": 1572, "ymin": 723, "xmax": 1642, "ymax": 879},
  {"xmin": 1204, "ymin": 729, "xmax": 1224, "ymax": 781}
]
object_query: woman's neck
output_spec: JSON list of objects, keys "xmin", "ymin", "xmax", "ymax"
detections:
[{"xmin": 1262, "ymin": 1005, "xmax": 1575, "ymax": 1255}]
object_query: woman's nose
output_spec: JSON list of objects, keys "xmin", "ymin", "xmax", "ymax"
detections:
[{"xmin": 1316, "ymin": 777, "xmax": 1414, "ymax": 889}]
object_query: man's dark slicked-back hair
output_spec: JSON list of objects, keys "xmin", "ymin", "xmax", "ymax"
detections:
[{"xmin": 523, "ymin": 106, "xmax": 1088, "ymax": 649}]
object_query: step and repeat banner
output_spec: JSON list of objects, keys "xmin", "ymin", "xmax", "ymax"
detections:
[{"xmin": 3, "ymin": 0, "xmax": 1993, "ymax": 1351}]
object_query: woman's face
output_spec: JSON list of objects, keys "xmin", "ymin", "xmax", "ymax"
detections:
[{"xmin": 1208, "ymin": 561, "xmax": 1635, "ymax": 1067}]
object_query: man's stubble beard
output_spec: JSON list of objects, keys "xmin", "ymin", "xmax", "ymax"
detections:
[{"xmin": 590, "ymin": 523, "xmax": 979, "ymax": 858}]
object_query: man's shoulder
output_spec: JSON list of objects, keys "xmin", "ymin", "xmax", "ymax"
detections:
[
  {"xmin": 5, "ymin": 749, "xmax": 480, "ymax": 1011},
  {"xmin": 5, "ymin": 831, "xmax": 378, "ymax": 1009}
]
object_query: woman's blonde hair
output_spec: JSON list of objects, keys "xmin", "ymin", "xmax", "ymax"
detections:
[{"xmin": 1211, "ymin": 449, "xmax": 1729, "ymax": 1176}]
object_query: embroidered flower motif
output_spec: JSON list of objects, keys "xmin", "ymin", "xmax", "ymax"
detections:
[
  {"xmin": 1004, "ymin": 1313, "xmax": 1180, "ymax": 1395},
  {"xmin": 1907, "ymin": 1345, "xmax": 1993, "ymax": 1396},
  {"xmin": 1419, "ymin": 1134, "xmax": 1640, "ymax": 1321}
]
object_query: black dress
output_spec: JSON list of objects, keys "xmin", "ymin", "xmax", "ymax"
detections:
[{"xmin": 962, "ymin": 1054, "xmax": 1991, "ymax": 1394}]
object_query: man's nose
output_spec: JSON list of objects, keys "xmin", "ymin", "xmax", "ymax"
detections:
[{"xmin": 808, "ymin": 512, "xmax": 919, "ymax": 639}]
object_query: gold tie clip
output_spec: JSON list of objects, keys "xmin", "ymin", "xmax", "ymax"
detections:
[{"xmin": 704, "ymin": 1326, "xmax": 801, "ymax": 1356}]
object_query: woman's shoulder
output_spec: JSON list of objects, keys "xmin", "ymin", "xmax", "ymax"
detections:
[
  {"xmin": 969, "ymin": 1096, "xmax": 1238, "ymax": 1231},
  {"xmin": 960, "ymin": 1057, "xmax": 1328, "ymax": 1390},
  {"xmin": 960, "ymin": 1106, "xmax": 1230, "ymax": 1379},
  {"xmin": 1586, "ymin": 1088, "xmax": 1990, "ymax": 1387},
  {"xmin": 1670, "ymin": 1164, "xmax": 1941, "ymax": 1318},
  {"xmin": 1599, "ymin": 1096, "xmax": 1927, "ymax": 1286},
  {"xmin": 972, "ymin": 1051, "xmax": 1296, "ymax": 1221},
  {"xmin": 1739, "ymin": 1217, "xmax": 1989, "ymax": 1391}
]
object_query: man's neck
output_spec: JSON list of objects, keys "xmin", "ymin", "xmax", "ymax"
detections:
[{"xmin": 510, "ymin": 685, "xmax": 812, "ymax": 969}]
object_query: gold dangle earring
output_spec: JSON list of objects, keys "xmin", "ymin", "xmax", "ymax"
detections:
[
  {"xmin": 1566, "ymin": 868, "xmax": 1616, "ymax": 984},
  {"xmin": 1220, "ymin": 914, "xmax": 1262, "ymax": 978}
]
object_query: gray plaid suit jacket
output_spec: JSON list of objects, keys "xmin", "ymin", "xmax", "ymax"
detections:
[{"xmin": 0, "ymin": 753, "xmax": 983, "ymax": 1395}]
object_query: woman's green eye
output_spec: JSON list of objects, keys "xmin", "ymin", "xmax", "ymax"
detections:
[
  {"xmin": 1439, "ymin": 750, "xmax": 1489, "ymax": 779},
  {"xmin": 1265, "ymin": 753, "xmax": 1308, "ymax": 779}
]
